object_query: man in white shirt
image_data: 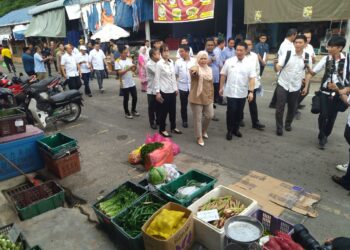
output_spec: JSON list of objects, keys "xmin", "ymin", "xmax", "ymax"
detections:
[
  {"xmin": 297, "ymin": 29, "xmax": 316, "ymax": 110},
  {"xmin": 146, "ymin": 48, "xmax": 161, "ymax": 129},
  {"xmin": 115, "ymin": 45, "xmax": 138, "ymax": 119},
  {"xmin": 304, "ymin": 36, "xmax": 348, "ymax": 149},
  {"xmin": 61, "ymin": 44, "xmax": 81, "ymax": 90},
  {"xmin": 89, "ymin": 43, "xmax": 107, "ymax": 93},
  {"xmin": 219, "ymin": 42, "xmax": 256, "ymax": 140},
  {"xmin": 78, "ymin": 45, "xmax": 92, "ymax": 97},
  {"xmin": 176, "ymin": 38, "xmax": 194, "ymax": 58},
  {"xmin": 241, "ymin": 39, "xmax": 265, "ymax": 131},
  {"xmin": 274, "ymin": 35, "xmax": 309, "ymax": 136},
  {"xmin": 175, "ymin": 45, "xmax": 196, "ymax": 128},
  {"xmin": 270, "ymin": 28, "xmax": 298, "ymax": 108}
]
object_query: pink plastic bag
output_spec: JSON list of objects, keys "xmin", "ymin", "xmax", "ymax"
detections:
[{"xmin": 145, "ymin": 133, "xmax": 181, "ymax": 155}]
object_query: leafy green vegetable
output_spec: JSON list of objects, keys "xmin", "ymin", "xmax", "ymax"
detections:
[
  {"xmin": 140, "ymin": 142, "xmax": 164, "ymax": 162},
  {"xmin": 115, "ymin": 195, "xmax": 163, "ymax": 237},
  {"xmin": 98, "ymin": 186, "xmax": 140, "ymax": 218}
]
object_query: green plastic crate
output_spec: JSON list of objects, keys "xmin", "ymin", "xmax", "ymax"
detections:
[
  {"xmin": 111, "ymin": 193, "xmax": 166, "ymax": 250},
  {"xmin": 159, "ymin": 169, "xmax": 217, "ymax": 206},
  {"xmin": 11, "ymin": 181, "xmax": 65, "ymax": 220},
  {"xmin": 92, "ymin": 181, "xmax": 147, "ymax": 231},
  {"xmin": 37, "ymin": 133, "xmax": 77, "ymax": 158}
]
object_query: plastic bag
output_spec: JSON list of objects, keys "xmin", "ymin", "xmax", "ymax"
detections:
[
  {"xmin": 128, "ymin": 144, "xmax": 144, "ymax": 164},
  {"xmin": 163, "ymin": 164, "xmax": 180, "ymax": 182},
  {"xmin": 144, "ymin": 141, "xmax": 174, "ymax": 170},
  {"xmin": 145, "ymin": 133, "xmax": 181, "ymax": 156}
]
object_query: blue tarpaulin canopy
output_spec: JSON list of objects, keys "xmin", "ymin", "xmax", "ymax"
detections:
[{"xmin": 0, "ymin": 6, "xmax": 33, "ymax": 27}]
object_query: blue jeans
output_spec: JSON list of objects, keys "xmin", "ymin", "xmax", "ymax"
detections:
[
  {"xmin": 81, "ymin": 73, "xmax": 91, "ymax": 94},
  {"xmin": 94, "ymin": 70, "xmax": 104, "ymax": 89}
]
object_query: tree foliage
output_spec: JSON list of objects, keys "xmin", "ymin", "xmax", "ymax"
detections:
[{"xmin": 0, "ymin": 0, "xmax": 41, "ymax": 17}]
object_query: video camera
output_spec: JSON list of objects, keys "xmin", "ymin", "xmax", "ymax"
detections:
[{"xmin": 292, "ymin": 224, "xmax": 332, "ymax": 250}]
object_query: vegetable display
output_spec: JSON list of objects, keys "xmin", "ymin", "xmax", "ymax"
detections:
[
  {"xmin": 148, "ymin": 166, "xmax": 167, "ymax": 185},
  {"xmin": 140, "ymin": 142, "xmax": 164, "ymax": 162},
  {"xmin": 146, "ymin": 208, "xmax": 187, "ymax": 240},
  {"xmin": 116, "ymin": 196, "xmax": 163, "ymax": 237},
  {"xmin": 0, "ymin": 234, "xmax": 24, "ymax": 250},
  {"xmin": 98, "ymin": 186, "xmax": 140, "ymax": 218},
  {"xmin": 198, "ymin": 196, "xmax": 246, "ymax": 229}
]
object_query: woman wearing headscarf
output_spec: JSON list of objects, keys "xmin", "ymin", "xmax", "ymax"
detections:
[
  {"xmin": 138, "ymin": 46, "xmax": 148, "ymax": 92},
  {"xmin": 189, "ymin": 51, "xmax": 214, "ymax": 146}
]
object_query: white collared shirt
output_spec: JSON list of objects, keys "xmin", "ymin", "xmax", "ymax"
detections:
[
  {"xmin": 313, "ymin": 53, "xmax": 348, "ymax": 88},
  {"xmin": 304, "ymin": 44, "xmax": 315, "ymax": 68},
  {"xmin": 277, "ymin": 51, "xmax": 306, "ymax": 92},
  {"xmin": 245, "ymin": 51, "xmax": 261, "ymax": 89},
  {"xmin": 114, "ymin": 58, "xmax": 135, "ymax": 89},
  {"xmin": 154, "ymin": 58, "xmax": 177, "ymax": 94},
  {"xmin": 176, "ymin": 47, "xmax": 194, "ymax": 58},
  {"xmin": 89, "ymin": 49, "xmax": 106, "ymax": 70},
  {"xmin": 278, "ymin": 38, "xmax": 294, "ymax": 57},
  {"xmin": 146, "ymin": 59, "xmax": 157, "ymax": 95},
  {"xmin": 175, "ymin": 57, "xmax": 196, "ymax": 91},
  {"xmin": 60, "ymin": 53, "xmax": 79, "ymax": 78},
  {"xmin": 78, "ymin": 53, "xmax": 90, "ymax": 74},
  {"xmin": 220, "ymin": 56, "xmax": 256, "ymax": 98}
]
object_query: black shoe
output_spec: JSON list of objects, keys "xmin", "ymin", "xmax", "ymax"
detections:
[
  {"xmin": 276, "ymin": 128, "xmax": 283, "ymax": 136},
  {"xmin": 226, "ymin": 131, "xmax": 233, "ymax": 141},
  {"xmin": 212, "ymin": 116, "xmax": 219, "ymax": 121},
  {"xmin": 332, "ymin": 175, "xmax": 350, "ymax": 191},
  {"xmin": 86, "ymin": 93, "xmax": 92, "ymax": 97},
  {"xmin": 253, "ymin": 122, "xmax": 265, "ymax": 131},
  {"xmin": 285, "ymin": 124, "xmax": 292, "ymax": 131},
  {"xmin": 239, "ymin": 120, "xmax": 245, "ymax": 127},
  {"xmin": 269, "ymin": 103, "xmax": 276, "ymax": 109},
  {"xmin": 234, "ymin": 131, "xmax": 242, "ymax": 137},
  {"xmin": 218, "ymin": 101, "xmax": 227, "ymax": 106},
  {"xmin": 182, "ymin": 122, "xmax": 188, "ymax": 128},
  {"xmin": 318, "ymin": 137, "xmax": 327, "ymax": 149},
  {"xmin": 150, "ymin": 124, "xmax": 157, "ymax": 130},
  {"xmin": 213, "ymin": 104, "xmax": 217, "ymax": 109},
  {"xmin": 298, "ymin": 104, "xmax": 306, "ymax": 109}
]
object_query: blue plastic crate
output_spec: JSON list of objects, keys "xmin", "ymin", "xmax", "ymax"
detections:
[{"xmin": 0, "ymin": 132, "xmax": 45, "ymax": 181}]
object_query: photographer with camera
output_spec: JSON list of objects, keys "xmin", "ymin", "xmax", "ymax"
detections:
[{"xmin": 304, "ymin": 36, "xmax": 348, "ymax": 149}]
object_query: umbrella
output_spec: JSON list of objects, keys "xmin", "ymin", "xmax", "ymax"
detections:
[{"xmin": 91, "ymin": 24, "xmax": 129, "ymax": 42}]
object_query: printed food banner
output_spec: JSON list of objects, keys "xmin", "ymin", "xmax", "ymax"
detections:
[{"xmin": 153, "ymin": 0, "xmax": 215, "ymax": 23}]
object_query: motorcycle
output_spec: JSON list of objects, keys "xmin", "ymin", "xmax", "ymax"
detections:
[{"xmin": 22, "ymin": 78, "xmax": 84, "ymax": 129}]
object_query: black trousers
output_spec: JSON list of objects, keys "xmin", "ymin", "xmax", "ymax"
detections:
[
  {"xmin": 248, "ymin": 89, "xmax": 259, "ymax": 125},
  {"xmin": 275, "ymin": 85, "xmax": 299, "ymax": 130},
  {"xmin": 158, "ymin": 92, "xmax": 176, "ymax": 132},
  {"xmin": 318, "ymin": 93, "xmax": 338, "ymax": 140},
  {"xmin": 147, "ymin": 94, "xmax": 158, "ymax": 126},
  {"xmin": 81, "ymin": 73, "xmax": 91, "ymax": 95},
  {"xmin": 4, "ymin": 57, "xmax": 15, "ymax": 73},
  {"xmin": 123, "ymin": 86, "xmax": 137, "ymax": 114},
  {"xmin": 213, "ymin": 83, "xmax": 222, "ymax": 104},
  {"xmin": 270, "ymin": 87, "xmax": 277, "ymax": 106},
  {"xmin": 46, "ymin": 61, "xmax": 52, "ymax": 76},
  {"xmin": 259, "ymin": 65, "xmax": 265, "ymax": 76},
  {"xmin": 227, "ymin": 97, "xmax": 246, "ymax": 133},
  {"xmin": 297, "ymin": 81, "xmax": 310, "ymax": 105},
  {"xmin": 67, "ymin": 76, "xmax": 81, "ymax": 90},
  {"xmin": 341, "ymin": 124, "xmax": 350, "ymax": 189},
  {"xmin": 179, "ymin": 90, "xmax": 189, "ymax": 123}
]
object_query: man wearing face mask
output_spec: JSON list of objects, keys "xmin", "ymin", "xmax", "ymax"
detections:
[{"xmin": 304, "ymin": 36, "xmax": 348, "ymax": 149}]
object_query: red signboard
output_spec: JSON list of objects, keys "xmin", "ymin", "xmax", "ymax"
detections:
[{"xmin": 153, "ymin": 0, "xmax": 215, "ymax": 23}]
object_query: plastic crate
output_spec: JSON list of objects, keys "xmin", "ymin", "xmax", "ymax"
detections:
[
  {"xmin": 11, "ymin": 181, "xmax": 65, "ymax": 220},
  {"xmin": 30, "ymin": 246, "xmax": 42, "ymax": 250},
  {"xmin": 111, "ymin": 193, "xmax": 166, "ymax": 250},
  {"xmin": 0, "ymin": 223, "xmax": 30, "ymax": 249},
  {"xmin": 92, "ymin": 181, "xmax": 148, "ymax": 230},
  {"xmin": 249, "ymin": 209, "xmax": 294, "ymax": 235},
  {"xmin": 158, "ymin": 169, "xmax": 217, "ymax": 206},
  {"xmin": 37, "ymin": 133, "xmax": 77, "ymax": 158},
  {"xmin": 42, "ymin": 150, "xmax": 81, "ymax": 179},
  {"xmin": 187, "ymin": 185, "xmax": 258, "ymax": 250},
  {"xmin": 0, "ymin": 130, "xmax": 44, "ymax": 181},
  {"xmin": 0, "ymin": 108, "xmax": 26, "ymax": 137}
]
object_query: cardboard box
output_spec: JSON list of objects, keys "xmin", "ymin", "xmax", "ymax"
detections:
[
  {"xmin": 142, "ymin": 202, "xmax": 194, "ymax": 250},
  {"xmin": 188, "ymin": 185, "xmax": 258, "ymax": 250},
  {"xmin": 228, "ymin": 171, "xmax": 321, "ymax": 218}
]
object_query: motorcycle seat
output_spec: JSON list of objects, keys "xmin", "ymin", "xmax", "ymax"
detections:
[
  {"xmin": 50, "ymin": 90, "xmax": 81, "ymax": 103},
  {"xmin": 31, "ymin": 77, "xmax": 59, "ymax": 92}
]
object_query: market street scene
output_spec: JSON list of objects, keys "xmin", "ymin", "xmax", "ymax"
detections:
[{"xmin": 0, "ymin": 0, "xmax": 350, "ymax": 250}]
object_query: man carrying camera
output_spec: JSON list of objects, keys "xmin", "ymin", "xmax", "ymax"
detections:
[{"xmin": 304, "ymin": 36, "xmax": 347, "ymax": 149}]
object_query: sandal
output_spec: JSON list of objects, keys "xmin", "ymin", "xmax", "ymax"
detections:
[
  {"xmin": 171, "ymin": 128, "xmax": 182, "ymax": 134},
  {"xmin": 160, "ymin": 131, "xmax": 172, "ymax": 137}
]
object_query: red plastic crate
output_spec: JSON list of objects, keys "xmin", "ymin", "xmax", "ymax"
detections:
[{"xmin": 42, "ymin": 150, "xmax": 81, "ymax": 179}]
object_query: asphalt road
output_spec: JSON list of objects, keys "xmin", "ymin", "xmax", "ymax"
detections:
[{"xmin": 7, "ymin": 62, "xmax": 350, "ymax": 243}]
